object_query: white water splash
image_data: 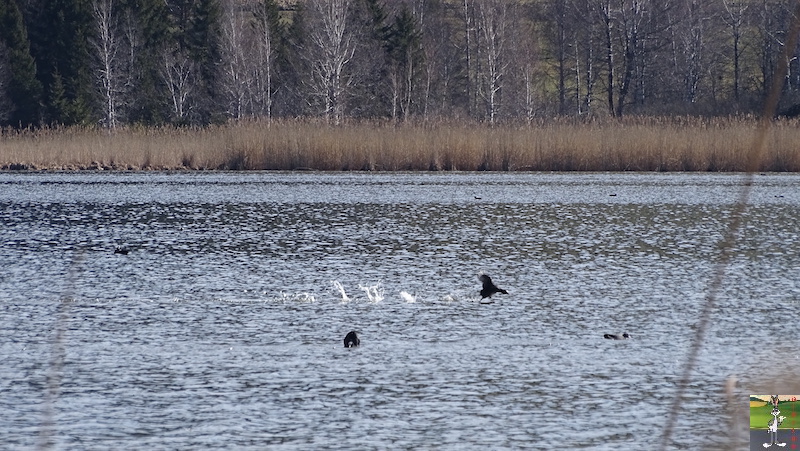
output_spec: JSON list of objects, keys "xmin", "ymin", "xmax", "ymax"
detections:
[
  {"xmin": 400, "ymin": 291, "xmax": 416, "ymax": 303},
  {"xmin": 441, "ymin": 294, "xmax": 457, "ymax": 303},
  {"xmin": 279, "ymin": 291, "xmax": 316, "ymax": 303},
  {"xmin": 359, "ymin": 283, "xmax": 385, "ymax": 303},
  {"xmin": 331, "ymin": 280, "xmax": 351, "ymax": 303}
]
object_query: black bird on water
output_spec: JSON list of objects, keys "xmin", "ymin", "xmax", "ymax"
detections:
[
  {"xmin": 344, "ymin": 331, "xmax": 360, "ymax": 348},
  {"xmin": 603, "ymin": 333, "xmax": 631, "ymax": 340},
  {"xmin": 479, "ymin": 274, "xmax": 508, "ymax": 299},
  {"xmin": 114, "ymin": 246, "xmax": 129, "ymax": 255}
]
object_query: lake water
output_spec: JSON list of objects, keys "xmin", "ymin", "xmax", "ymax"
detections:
[{"xmin": 1, "ymin": 171, "xmax": 798, "ymax": 450}]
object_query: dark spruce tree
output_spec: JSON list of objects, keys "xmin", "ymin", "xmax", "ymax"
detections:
[
  {"xmin": 0, "ymin": 0, "xmax": 42, "ymax": 127},
  {"xmin": 356, "ymin": 1, "xmax": 423, "ymax": 120},
  {"xmin": 27, "ymin": 0, "xmax": 95, "ymax": 125},
  {"xmin": 280, "ymin": 0, "xmax": 308, "ymax": 117},
  {"xmin": 353, "ymin": 0, "xmax": 392, "ymax": 118},
  {"xmin": 187, "ymin": 0, "xmax": 221, "ymax": 123},
  {"xmin": 385, "ymin": 5, "xmax": 422, "ymax": 121}
]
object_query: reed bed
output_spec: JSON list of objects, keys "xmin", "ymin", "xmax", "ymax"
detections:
[{"xmin": 1, "ymin": 117, "xmax": 799, "ymax": 171}]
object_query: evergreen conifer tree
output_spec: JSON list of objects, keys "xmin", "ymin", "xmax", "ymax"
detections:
[
  {"xmin": 187, "ymin": 0, "xmax": 221, "ymax": 122},
  {"xmin": 27, "ymin": 0, "xmax": 95, "ymax": 125},
  {"xmin": 0, "ymin": 0, "xmax": 42, "ymax": 127}
]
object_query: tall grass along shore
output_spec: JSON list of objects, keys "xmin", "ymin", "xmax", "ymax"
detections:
[{"xmin": 1, "ymin": 117, "xmax": 798, "ymax": 172}]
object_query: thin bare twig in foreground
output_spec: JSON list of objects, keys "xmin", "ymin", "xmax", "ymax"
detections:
[
  {"xmin": 658, "ymin": 2, "xmax": 800, "ymax": 449},
  {"xmin": 37, "ymin": 250, "xmax": 84, "ymax": 451}
]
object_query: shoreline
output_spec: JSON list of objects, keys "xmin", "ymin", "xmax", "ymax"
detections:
[{"xmin": 1, "ymin": 166, "xmax": 796, "ymax": 173}]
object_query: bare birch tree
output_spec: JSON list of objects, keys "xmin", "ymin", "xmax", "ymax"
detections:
[
  {"xmin": 462, "ymin": 0, "xmax": 477, "ymax": 117},
  {"xmin": 475, "ymin": 0, "xmax": 511, "ymax": 123},
  {"xmin": 162, "ymin": 47, "xmax": 195, "ymax": 122},
  {"xmin": 574, "ymin": 0, "xmax": 597, "ymax": 115},
  {"xmin": 219, "ymin": 0, "xmax": 251, "ymax": 119},
  {"xmin": 303, "ymin": 0, "xmax": 359, "ymax": 124},
  {"xmin": 252, "ymin": 0, "xmax": 281, "ymax": 119},
  {"xmin": 674, "ymin": 0, "xmax": 715, "ymax": 104},
  {"xmin": 512, "ymin": 12, "xmax": 540, "ymax": 121},
  {"xmin": 92, "ymin": 0, "xmax": 124, "ymax": 128}
]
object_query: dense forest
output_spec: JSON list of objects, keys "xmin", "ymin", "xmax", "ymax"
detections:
[{"xmin": 1, "ymin": 0, "xmax": 799, "ymax": 129}]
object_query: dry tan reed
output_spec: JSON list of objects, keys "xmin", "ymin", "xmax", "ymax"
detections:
[{"xmin": 1, "ymin": 117, "xmax": 798, "ymax": 171}]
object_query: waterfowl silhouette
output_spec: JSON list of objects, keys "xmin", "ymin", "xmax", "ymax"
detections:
[
  {"xmin": 114, "ymin": 246, "xmax": 129, "ymax": 255},
  {"xmin": 344, "ymin": 330, "xmax": 360, "ymax": 348},
  {"xmin": 603, "ymin": 333, "xmax": 631, "ymax": 340},
  {"xmin": 479, "ymin": 274, "xmax": 508, "ymax": 299}
]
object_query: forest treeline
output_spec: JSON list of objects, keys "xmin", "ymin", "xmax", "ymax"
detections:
[{"xmin": 1, "ymin": 0, "xmax": 799, "ymax": 129}]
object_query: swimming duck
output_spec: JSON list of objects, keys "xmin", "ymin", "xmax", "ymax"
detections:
[{"xmin": 344, "ymin": 330, "xmax": 360, "ymax": 348}]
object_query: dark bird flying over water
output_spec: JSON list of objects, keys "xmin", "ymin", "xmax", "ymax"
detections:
[
  {"xmin": 479, "ymin": 274, "xmax": 508, "ymax": 299},
  {"xmin": 603, "ymin": 333, "xmax": 631, "ymax": 340},
  {"xmin": 344, "ymin": 330, "xmax": 360, "ymax": 348}
]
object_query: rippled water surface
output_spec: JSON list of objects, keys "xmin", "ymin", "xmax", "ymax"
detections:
[{"xmin": 1, "ymin": 172, "xmax": 799, "ymax": 450}]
